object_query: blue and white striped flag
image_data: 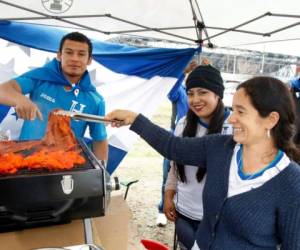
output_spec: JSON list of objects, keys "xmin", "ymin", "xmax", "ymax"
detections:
[{"xmin": 0, "ymin": 21, "xmax": 198, "ymax": 173}]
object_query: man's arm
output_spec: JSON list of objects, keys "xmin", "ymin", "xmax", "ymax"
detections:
[
  {"xmin": 0, "ymin": 80, "xmax": 42, "ymax": 120},
  {"xmin": 0, "ymin": 80, "xmax": 23, "ymax": 106},
  {"xmin": 93, "ymin": 139, "xmax": 108, "ymax": 161}
]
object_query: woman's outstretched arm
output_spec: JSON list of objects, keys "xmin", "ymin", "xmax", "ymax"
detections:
[{"xmin": 106, "ymin": 110, "xmax": 208, "ymax": 167}]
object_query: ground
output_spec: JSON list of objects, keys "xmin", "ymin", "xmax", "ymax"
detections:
[{"xmin": 113, "ymin": 99, "xmax": 175, "ymax": 249}]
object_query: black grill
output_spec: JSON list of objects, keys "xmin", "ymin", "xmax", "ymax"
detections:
[{"xmin": 0, "ymin": 139, "xmax": 109, "ymax": 233}]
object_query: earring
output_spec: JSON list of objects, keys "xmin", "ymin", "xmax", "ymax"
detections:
[{"xmin": 267, "ymin": 129, "xmax": 271, "ymax": 139}]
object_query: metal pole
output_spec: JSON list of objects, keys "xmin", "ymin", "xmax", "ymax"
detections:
[{"xmin": 83, "ymin": 218, "xmax": 94, "ymax": 245}]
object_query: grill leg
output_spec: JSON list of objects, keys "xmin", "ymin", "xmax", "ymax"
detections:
[
  {"xmin": 84, "ymin": 218, "xmax": 94, "ymax": 245},
  {"xmin": 83, "ymin": 218, "xmax": 105, "ymax": 249}
]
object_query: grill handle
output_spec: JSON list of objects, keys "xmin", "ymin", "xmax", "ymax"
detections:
[{"xmin": 8, "ymin": 199, "xmax": 74, "ymax": 223}]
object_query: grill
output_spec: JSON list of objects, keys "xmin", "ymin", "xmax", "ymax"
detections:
[{"xmin": 0, "ymin": 139, "xmax": 111, "ymax": 233}]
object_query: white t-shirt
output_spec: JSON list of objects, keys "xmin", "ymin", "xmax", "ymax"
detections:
[
  {"xmin": 169, "ymin": 111, "xmax": 232, "ymax": 220},
  {"xmin": 227, "ymin": 144, "xmax": 290, "ymax": 198}
]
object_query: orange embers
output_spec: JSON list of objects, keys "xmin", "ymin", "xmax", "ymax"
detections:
[{"xmin": 0, "ymin": 110, "xmax": 85, "ymax": 174}]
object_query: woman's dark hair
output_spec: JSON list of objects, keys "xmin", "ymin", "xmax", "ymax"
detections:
[
  {"xmin": 59, "ymin": 32, "xmax": 93, "ymax": 58},
  {"xmin": 176, "ymin": 98, "xmax": 225, "ymax": 183},
  {"xmin": 237, "ymin": 76, "xmax": 300, "ymax": 163}
]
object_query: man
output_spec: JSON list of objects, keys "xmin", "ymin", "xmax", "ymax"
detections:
[{"xmin": 0, "ymin": 32, "xmax": 108, "ymax": 161}]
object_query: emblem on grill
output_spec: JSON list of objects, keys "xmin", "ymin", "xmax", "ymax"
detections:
[{"xmin": 61, "ymin": 175, "xmax": 74, "ymax": 194}]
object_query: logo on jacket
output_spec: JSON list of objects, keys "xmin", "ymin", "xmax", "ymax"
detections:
[
  {"xmin": 70, "ymin": 100, "xmax": 86, "ymax": 113},
  {"xmin": 40, "ymin": 93, "xmax": 55, "ymax": 103}
]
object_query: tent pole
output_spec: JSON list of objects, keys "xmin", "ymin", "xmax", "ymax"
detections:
[
  {"xmin": 107, "ymin": 15, "xmax": 195, "ymax": 42},
  {"xmin": 1, "ymin": 0, "xmax": 299, "ymax": 48},
  {"xmin": 269, "ymin": 13, "xmax": 300, "ymax": 18},
  {"xmin": 0, "ymin": 0, "xmax": 196, "ymax": 43},
  {"xmin": 188, "ymin": 0, "xmax": 201, "ymax": 44},
  {"xmin": 0, "ymin": 0, "xmax": 109, "ymax": 34},
  {"xmin": 206, "ymin": 12, "xmax": 270, "ymax": 40},
  {"xmin": 193, "ymin": 0, "xmax": 213, "ymax": 47},
  {"xmin": 266, "ymin": 21, "xmax": 300, "ymax": 36}
]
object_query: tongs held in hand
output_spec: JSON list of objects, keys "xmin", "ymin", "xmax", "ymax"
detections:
[{"xmin": 55, "ymin": 110, "xmax": 115, "ymax": 124}]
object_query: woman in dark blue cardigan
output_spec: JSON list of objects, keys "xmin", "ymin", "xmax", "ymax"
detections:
[{"xmin": 106, "ymin": 76, "xmax": 300, "ymax": 250}]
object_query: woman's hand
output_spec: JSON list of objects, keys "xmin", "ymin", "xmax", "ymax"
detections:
[
  {"xmin": 105, "ymin": 109, "xmax": 138, "ymax": 127},
  {"xmin": 164, "ymin": 193, "xmax": 177, "ymax": 222}
]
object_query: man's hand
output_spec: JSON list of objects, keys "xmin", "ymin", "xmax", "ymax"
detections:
[
  {"xmin": 0, "ymin": 80, "xmax": 42, "ymax": 121},
  {"xmin": 15, "ymin": 96, "xmax": 43, "ymax": 121}
]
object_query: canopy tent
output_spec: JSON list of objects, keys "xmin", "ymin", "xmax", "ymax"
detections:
[
  {"xmin": 0, "ymin": 0, "xmax": 300, "ymax": 55},
  {"xmin": 0, "ymin": 21, "xmax": 198, "ymax": 173}
]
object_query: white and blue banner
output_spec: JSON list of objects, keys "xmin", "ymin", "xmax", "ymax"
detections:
[{"xmin": 0, "ymin": 21, "xmax": 199, "ymax": 173}]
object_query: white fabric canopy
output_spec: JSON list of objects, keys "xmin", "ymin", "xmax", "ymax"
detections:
[{"xmin": 1, "ymin": 0, "xmax": 299, "ymax": 55}]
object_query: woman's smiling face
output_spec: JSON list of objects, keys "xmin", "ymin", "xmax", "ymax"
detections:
[
  {"xmin": 187, "ymin": 87, "xmax": 219, "ymax": 122},
  {"xmin": 228, "ymin": 88, "xmax": 271, "ymax": 145}
]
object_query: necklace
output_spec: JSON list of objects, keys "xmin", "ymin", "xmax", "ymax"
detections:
[{"xmin": 236, "ymin": 145, "xmax": 283, "ymax": 180}]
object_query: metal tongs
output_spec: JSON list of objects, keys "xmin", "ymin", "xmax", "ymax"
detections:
[{"xmin": 55, "ymin": 110, "xmax": 116, "ymax": 124}]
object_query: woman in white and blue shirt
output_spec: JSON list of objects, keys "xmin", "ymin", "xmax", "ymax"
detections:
[{"xmin": 164, "ymin": 65, "xmax": 232, "ymax": 249}]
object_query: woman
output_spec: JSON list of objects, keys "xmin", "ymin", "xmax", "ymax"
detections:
[
  {"xmin": 106, "ymin": 76, "xmax": 300, "ymax": 250},
  {"xmin": 156, "ymin": 60, "xmax": 198, "ymax": 227},
  {"xmin": 164, "ymin": 65, "xmax": 232, "ymax": 249}
]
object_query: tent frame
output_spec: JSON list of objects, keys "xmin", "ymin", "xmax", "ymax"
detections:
[{"xmin": 0, "ymin": 0, "xmax": 300, "ymax": 48}]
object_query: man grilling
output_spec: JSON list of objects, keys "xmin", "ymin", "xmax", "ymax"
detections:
[{"xmin": 0, "ymin": 32, "xmax": 108, "ymax": 161}]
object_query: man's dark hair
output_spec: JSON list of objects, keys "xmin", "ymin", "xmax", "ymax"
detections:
[{"xmin": 59, "ymin": 32, "xmax": 93, "ymax": 58}]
